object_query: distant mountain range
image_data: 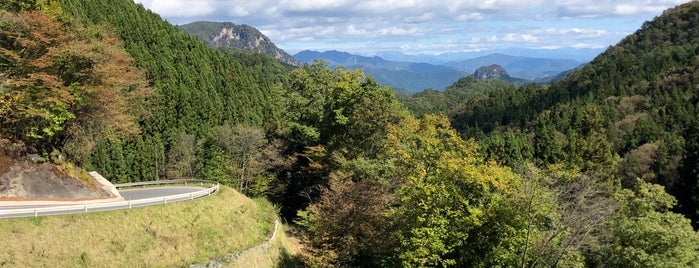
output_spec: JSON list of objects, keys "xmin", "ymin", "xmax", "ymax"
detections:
[
  {"xmin": 294, "ymin": 50, "xmax": 586, "ymax": 91},
  {"xmin": 177, "ymin": 21, "xmax": 592, "ymax": 92},
  {"xmin": 294, "ymin": 50, "xmax": 465, "ymax": 91},
  {"xmin": 443, "ymin": 53, "xmax": 583, "ymax": 80},
  {"xmin": 178, "ymin": 21, "xmax": 301, "ymax": 66},
  {"xmin": 375, "ymin": 47, "xmax": 604, "ymax": 64}
]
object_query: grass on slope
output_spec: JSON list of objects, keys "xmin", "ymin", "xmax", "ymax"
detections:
[
  {"xmin": 226, "ymin": 224, "xmax": 301, "ymax": 268},
  {"xmin": 0, "ymin": 186, "xmax": 278, "ymax": 267}
]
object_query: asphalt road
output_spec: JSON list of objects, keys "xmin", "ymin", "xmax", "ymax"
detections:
[
  {"xmin": 120, "ymin": 186, "xmax": 206, "ymax": 201},
  {"xmin": 0, "ymin": 186, "xmax": 211, "ymax": 219}
]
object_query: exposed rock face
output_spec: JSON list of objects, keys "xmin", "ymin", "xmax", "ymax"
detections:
[
  {"xmin": 473, "ymin": 64, "xmax": 510, "ymax": 80},
  {"xmin": 179, "ymin": 21, "xmax": 301, "ymax": 66},
  {"xmin": 0, "ymin": 141, "xmax": 112, "ymax": 200}
]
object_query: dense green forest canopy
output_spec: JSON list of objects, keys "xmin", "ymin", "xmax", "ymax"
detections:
[
  {"xmin": 1, "ymin": 0, "xmax": 699, "ymax": 267},
  {"xmin": 1, "ymin": 0, "xmax": 291, "ymax": 184},
  {"xmin": 431, "ymin": 1, "xmax": 699, "ymax": 228},
  {"xmin": 403, "ymin": 76, "xmax": 516, "ymax": 118}
]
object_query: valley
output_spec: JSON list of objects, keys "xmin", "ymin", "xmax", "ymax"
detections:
[{"xmin": 1, "ymin": 0, "xmax": 698, "ymax": 267}]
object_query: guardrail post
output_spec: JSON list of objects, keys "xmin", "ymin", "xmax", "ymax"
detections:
[
  {"xmin": 164, "ymin": 197, "xmax": 167, "ymax": 204},
  {"xmin": 190, "ymin": 193, "xmax": 194, "ymax": 200},
  {"xmin": 84, "ymin": 205, "xmax": 88, "ymax": 212},
  {"xmin": 129, "ymin": 202, "xmax": 132, "ymax": 209},
  {"xmin": 34, "ymin": 209, "xmax": 38, "ymax": 217}
]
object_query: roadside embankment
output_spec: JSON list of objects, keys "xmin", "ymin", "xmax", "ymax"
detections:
[
  {"xmin": 0, "ymin": 140, "xmax": 115, "ymax": 202},
  {"xmin": 0, "ymin": 186, "xmax": 279, "ymax": 267}
]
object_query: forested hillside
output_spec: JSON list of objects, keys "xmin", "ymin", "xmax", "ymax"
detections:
[
  {"xmin": 292, "ymin": 3, "xmax": 699, "ymax": 266},
  {"xmin": 447, "ymin": 1, "xmax": 699, "ymax": 227},
  {"xmin": 1, "ymin": 0, "xmax": 698, "ymax": 267},
  {"xmin": 178, "ymin": 21, "xmax": 301, "ymax": 66},
  {"xmin": 403, "ymin": 76, "xmax": 515, "ymax": 117},
  {"xmin": 4, "ymin": 0, "xmax": 285, "ymax": 184}
]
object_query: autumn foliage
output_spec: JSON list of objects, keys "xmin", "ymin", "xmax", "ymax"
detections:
[
  {"xmin": 2, "ymin": 0, "xmax": 699, "ymax": 267},
  {"xmin": 0, "ymin": 10, "xmax": 150, "ymax": 156}
]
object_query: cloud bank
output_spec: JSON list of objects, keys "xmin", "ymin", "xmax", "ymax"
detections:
[{"xmin": 135, "ymin": 0, "xmax": 689, "ymax": 55}]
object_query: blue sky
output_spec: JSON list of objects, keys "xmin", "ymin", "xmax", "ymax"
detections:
[{"xmin": 134, "ymin": 0, "xmax": 690, "ymax": 56}]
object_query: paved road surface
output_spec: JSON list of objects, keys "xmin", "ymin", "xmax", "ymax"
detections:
[
  {"xmin": 120, "ymin": 186, "xmax": 206, "ymax": 201},
  {"xmin": 0, "ymin": 186, "xmax": 210, "ymax": 219}
]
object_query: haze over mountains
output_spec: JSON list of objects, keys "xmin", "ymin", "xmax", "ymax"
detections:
[
  {"xmin": 293, "ymin": 50, "xmax": 466, "ymax": 92},
  {"xmin": 375, "ymin": 47, "xmax": 604, "ymax": 64},
  {"xmin": 294, "ymin": 49, "xmax": 585, "ymax": 91},
  {"xmin": 179, "ymin": 21, "xmax": 592, "ymax": 92},
  {"xmin": 3, "ymin": 0, "xmax": 699, "ymax": 266}
]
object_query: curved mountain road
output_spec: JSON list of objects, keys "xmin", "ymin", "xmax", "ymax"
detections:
[
  {"xmin": 0, "ymin": 182, "xmax": 218, "ymax": 219},
  {"xmin": 120, "ymin": 186, "xmax": 206, "ymax": 201}
]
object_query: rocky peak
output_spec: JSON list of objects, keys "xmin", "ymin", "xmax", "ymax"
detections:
[
  {"xmin": 473, "ymin": 64, "xmax": 510, "ymax": 80},
  {"xmin": 179, "ymin": 21, "xmax": 301, "ymax": 66}
]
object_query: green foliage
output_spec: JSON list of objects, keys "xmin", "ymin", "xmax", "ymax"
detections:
[
  {"xmin": 513, "ymin": 164, "xmax": 618, "ymax": 268},
  {"xmin": 274, "ymin": 61, "xmax": 406, "ymax": 217},
  {"xmin": 197, "ymin": 148, "xmax": 235, "ymax": 186},
  {"xmin": 0, "ymin": 0, "xmax": 60, "ymax": 13},
  {"xmin": 384, "ymin": 115, "xmax": 520, "ymax": 267},
  {"xmin": 284, "ymin": 61, "xmax": 405, "ymax": 157},
  {"xmin": 165, "ymin": 131, "xmax": 201, "ymax": 180},
  {"xmin": 0, "ymin": 10, "xmax": 149, "ymax": 154},
  {"xmin": 402, "ymin": 76, "xmax": 516, "ymax": 118},
  {"xmin": 4, "ymin": 1, "xmax": 699, "ymax": 267},
  {"xmin": 296, "ymin": 174, "xmax": 397, "ymax": 267},
  {"xmin": 291, "ymin": 4, "xmax": 699, "ymax": 265},
  {"xmin": 42, "ymin": 0, "xmax": 291, "ymax": 182},
  {"xmin": 444, "ymin": 1, "xmax": 699, "ymax": 225},
  {"xmin": 208, "ymin": 124, "xmax": 283, "ymax": 196},
  {"xmin": 594, "ymin": 180, "xmax": 699, "ymax": 267}
]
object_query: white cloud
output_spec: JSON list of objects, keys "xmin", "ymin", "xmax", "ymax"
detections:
[
  {"xmin": 137, "ymin": 0, "xmax": 689, "ymax": 22},
  {"xmin": 457, "ymin": 13, "xmax": 485, "ymax": 22},
  {"xmin": 405, "ymin": 12, "xmax": 436, "ymax": 23},
  {"xmin": 134, "ymin": 0, "xmax": 691, "ymax": 55},
  {"xmin": 280, "ymin": 0, "xmax": 351, "ymax": 12},
  {"xmin": 346, "ymin": 24, "xmax": 370, "ymax": 36},
  {"xmin": 136, "ymin": 0, "xmax": 216, "ymax": 17},
  {"xmin": 379, "ymin": 26, "xmax": 421, "ymax": 36},
  {"xmin": 554, "ymin": 0, "xmax": 687, "ymax": 18},
  {"xmin": 613, "ymin": 4, "xmax": 668, "ymax": 15}
]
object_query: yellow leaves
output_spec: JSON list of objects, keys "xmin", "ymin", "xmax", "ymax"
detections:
[
  {"xmin": 304, "ymin": 145, "xmax": 327, "ymax": 170},
  {"xmin": 385, "ymin": 113, "xmax": 517, "ymax": 197},
  {"xmin": 0, "ymin": 47, "xmax": 21, "ymax": 64},
  {"xmin": 0, "ymin": 91, "xmax": 24, "ymax": 119},
  {"xmin": 384, "ymin": 115, "xmax": 418, "ymax": 158}
]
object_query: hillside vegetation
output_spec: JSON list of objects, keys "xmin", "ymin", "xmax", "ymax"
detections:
[
  {"xmin": 1, "ymin": 0, "xmax": 699, "ymax": 267},
  {"xmin": 0, "ymin": 0, "xmax": 292, "ymax": 189},
  {"xmin": 403, "ymin": 76, "xmax": 516, "ymax": 117},
  {"xmin": 0, "ymin": 186, "xmax": 282, "ymax": 267},
  {"xmin": 446, "ymin": 1, "xmax": 699, "ymax": 227}
]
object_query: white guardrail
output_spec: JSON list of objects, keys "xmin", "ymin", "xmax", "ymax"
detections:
[{"xmin": 0, "ymin": 180, "xmax": 219, "ymax": 219}]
